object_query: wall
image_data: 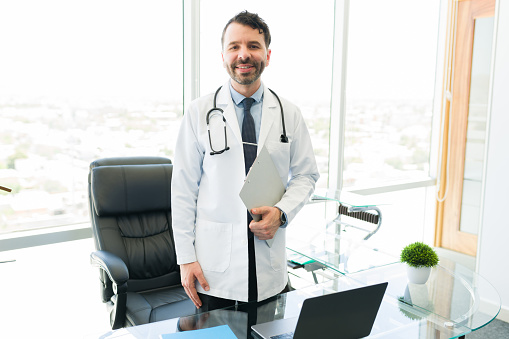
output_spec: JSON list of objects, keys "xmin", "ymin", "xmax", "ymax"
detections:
[{"xmin": 478, "ymin": 0, "xmax": 509, "ymax": 321}]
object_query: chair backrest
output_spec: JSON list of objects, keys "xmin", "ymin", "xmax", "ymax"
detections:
[{"xmin": 88, "ymin": 157, "xmax": 180, "ymax": 301}]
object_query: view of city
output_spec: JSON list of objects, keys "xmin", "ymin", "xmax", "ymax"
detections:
[
  {"xmin": 0, "ymin": 95, "xmax": 183, "ymax": 233},
  {"xmin": 343, "ymin": 99, "xmax": 432, "ymax": 187},
  {"xmin": 0, "ymin": 94, "xmax": 431, "ymax": 234}
]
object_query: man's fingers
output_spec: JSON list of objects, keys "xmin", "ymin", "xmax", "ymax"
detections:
[
  {"xmin": 183, "ymin": 283, "xmax": 202, "ymax": 308},
  {"xmin": 181, "ymin": 262, "xmax": 207, "ymax": 308},
  {"xmin": 249, "ymin": 223, "xmax": 273, "ymax": 240},
  {"xmin": 189, "ymin": 263, "xmax": 210, "ymax": 292},
  {"xmin": 196, "ymin": 272, "xmax": 210, "ymax": 292},
  {"xmin": 249, "ymin": 206, "xmax": 280, "ymax": 240},
  {"xmin": 251, "ymin": 207, "xmax": 268, "ymax": 215}
]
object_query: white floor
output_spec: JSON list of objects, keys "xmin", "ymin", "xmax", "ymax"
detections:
[{"xmin": 0, "ymin": 238, "xmax": 111, "ymax": 339}]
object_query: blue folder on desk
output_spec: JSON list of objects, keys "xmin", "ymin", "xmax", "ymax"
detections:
[{"xmin": 160, "ymin": 324, "xmax": 237, "ymax": 338}]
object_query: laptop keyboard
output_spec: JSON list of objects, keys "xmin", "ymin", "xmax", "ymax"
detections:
[{"xmin": 270, "ymin": 332, "xmax": 294, "ymax": 339}]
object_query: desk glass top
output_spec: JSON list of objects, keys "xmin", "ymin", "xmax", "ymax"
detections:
[
  {"xmin": 286, "ymin": 236, "xmax": 500, "ymax": 338},
  {"xmin": 347, "ymin": 259, "xmax": 501, "ymax": 333},
  {"xmin": 311, "ymin": 189, "xmax": 383, "ymax": 208},
  {"xmin": 92, "ymin": 215, "xmax": 500, "ymax": 338},
  {"xmin": 93, "ymin": 268, "xmax": 499, "ymax": 339}
]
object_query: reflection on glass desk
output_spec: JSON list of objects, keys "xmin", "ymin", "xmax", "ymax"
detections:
[
  {"xmin": 346, "ymin": 258, "xmax": 501, "ymax": 335},
  {"xmin": 92, "ymin": 266, "xmax": 499, "ymax": 339}
]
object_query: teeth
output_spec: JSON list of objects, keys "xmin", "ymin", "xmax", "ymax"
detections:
[{"xmin": 238, "ymin": 66, "xmax": 251, "ymax": 69}]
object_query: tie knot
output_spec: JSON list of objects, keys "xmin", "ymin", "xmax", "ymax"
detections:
[{"xmin": 243, "ymin": 97, "xmax": 255, "ymax": 112}]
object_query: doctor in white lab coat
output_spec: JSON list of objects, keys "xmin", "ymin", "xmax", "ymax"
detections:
[{"xmin": 171, "ymin": 11, "xmax": 319, "ymax": 310}]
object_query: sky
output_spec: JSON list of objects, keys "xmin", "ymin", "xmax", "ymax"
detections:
[{"xmin": 0, "ymin": 0, "xmax": 440, "ymax": 103}]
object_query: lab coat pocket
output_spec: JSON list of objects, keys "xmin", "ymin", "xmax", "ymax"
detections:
[
  {"xmin": 195, "ymin": 219, "xmax": 232, "ymax": 272},
  {"xmin": 269, "ymin": 227, "xmax": 286, "ymax": 271},
  {"xmin": 264, "ymin": 141, "xmax": 291, "ymax": 185}
]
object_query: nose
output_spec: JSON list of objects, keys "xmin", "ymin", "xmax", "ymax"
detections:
[{"xmin": 237, "ymin": 45, "xmax": 250, "ymax": 61}]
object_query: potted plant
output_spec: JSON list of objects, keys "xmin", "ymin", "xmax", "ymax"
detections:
[{"xmin": 400, "ymin": 242, "xmax": 439, "ymax": 284}]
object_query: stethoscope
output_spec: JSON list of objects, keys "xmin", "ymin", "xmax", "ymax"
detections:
[{"xmin": 206, "ymin": 86, "xmax": 288, "ymax": 155}]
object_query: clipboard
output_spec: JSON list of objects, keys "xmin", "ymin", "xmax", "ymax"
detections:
[{"xmin": 239, "ymin": 145, "xmax": 286, "ymax": 247}]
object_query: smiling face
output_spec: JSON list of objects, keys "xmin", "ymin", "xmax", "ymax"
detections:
[{"xmin": 221, "ymin": 22, "xmax": 271, "ymax": 97}]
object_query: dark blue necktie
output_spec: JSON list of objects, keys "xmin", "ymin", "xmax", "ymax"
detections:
[
  {"xmin": 242, "ymin": 97, "xmax": 257, "ymax": 175},
  {"xmin": 241, "ymin": 97, "xmax": 258, "ymax": 302}
]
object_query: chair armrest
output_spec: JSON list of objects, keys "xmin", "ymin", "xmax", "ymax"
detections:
[
  {"xmin": 91, "ymin": 250, "xmax": 129, "ymax": 329},
  {"xmin": 90, "ymin": 250, "xmax": 129, "ymax": 292}
]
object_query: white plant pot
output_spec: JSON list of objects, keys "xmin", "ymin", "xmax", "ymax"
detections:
[{"xmin": 406, "ymin": 265, "xmax": 431, "ymax": 284}]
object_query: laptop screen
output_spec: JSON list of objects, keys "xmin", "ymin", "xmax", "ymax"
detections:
[{"xmin": 251, "ymin": 282, "xmax": 388, "ymax": 339}]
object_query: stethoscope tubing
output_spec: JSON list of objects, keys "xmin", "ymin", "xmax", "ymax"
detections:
[{"xmin": 206, "ymin": 86, "xmax": 288, "ymax": 155}]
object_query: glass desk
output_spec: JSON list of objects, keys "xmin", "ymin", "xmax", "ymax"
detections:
[
  {"xmin": 311, "ymin": 189, "xmax": 383, "ymax": 207},
  {"xmin": 311, "ymin": 189, "xmax": 385, "ymax": 242},
  {"xmin": 91, "ymin": 193, "xmax": 500, "ymax": 338},
  {"xmin": 286, "ymin": 212, "xmax": 398, "ymax": 275},
  {"xmin": 347, "ymin": 259, "xmax": 501, "ymax": 337},
  {"xmin": 92, "ymin": 267, "xmax": 499, "ymax": 339},
  {"xmin": 287, "ymin": 231, "xmax": 398, "ymax": 275},
  {"xmin": 286, "ymin": 235, "xmax": 501, "ymax": 339}
]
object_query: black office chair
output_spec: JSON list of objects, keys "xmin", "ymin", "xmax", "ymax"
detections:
[{"xmin": 88, "ymin": 157, "xmax": 195, "ymax": 329}]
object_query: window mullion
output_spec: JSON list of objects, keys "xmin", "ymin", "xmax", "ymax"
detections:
[
  {"xmin": 328, "ymin": 0, "xmax": 350, "ymax": 198},
  {"xmin": 183, "ymin": 0, "xmax": 200, "ymax": 110}
]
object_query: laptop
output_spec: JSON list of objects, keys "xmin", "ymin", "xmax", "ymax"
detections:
[{"xmin": 251, "ymin": 282, "xmax": 388, "ymax": 339}]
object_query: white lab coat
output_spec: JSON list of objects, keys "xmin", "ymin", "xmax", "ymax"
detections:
[{"xmin": 171, "ymin": 81, "xmax": 319, "ymax": 302}]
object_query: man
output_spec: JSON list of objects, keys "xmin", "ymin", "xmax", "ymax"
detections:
[{"xmin": 171, "ymin": 11, "xmax": 319, "ymax": 311}]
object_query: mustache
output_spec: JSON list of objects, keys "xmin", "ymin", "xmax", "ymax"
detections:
[{"xmin": 232, "ymin": 58, "xmax": 259, "ymax": 68}]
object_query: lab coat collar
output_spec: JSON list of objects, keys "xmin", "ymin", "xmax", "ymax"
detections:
[{"xmin": 259, "ymin": 83, "xmax": 278, "ymax": 149}]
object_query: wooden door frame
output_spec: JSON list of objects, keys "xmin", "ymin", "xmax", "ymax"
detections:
[{"xmin": 435, "ymin": 0, "xmax": 495, "ymax": 256}]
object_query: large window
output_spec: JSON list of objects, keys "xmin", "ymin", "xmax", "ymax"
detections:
[
  {"xmin": 343, "ymin": 0, "xmax": 441, "ymax": 188},
  {"xmin": 1, "ymin": 1, "xmax": 443, "ymax": 246},
  {"xmin": 0, "ymin": 1, "xmax": 183, "ymax": 234}
]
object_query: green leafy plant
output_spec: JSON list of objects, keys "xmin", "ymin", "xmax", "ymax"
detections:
[{"xmin": 400, "ymin": 242, "xmax": 439, "ymax": 268}]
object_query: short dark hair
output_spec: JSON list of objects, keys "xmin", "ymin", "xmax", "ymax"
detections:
[{"xmin": 221, "ymin": 11, "xmax": 271, "ymax": 50}]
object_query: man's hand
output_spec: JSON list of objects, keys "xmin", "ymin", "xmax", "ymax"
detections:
[
  {"xmin": 180, "ymin": 261, "xmax": 209, "ymax": 308},
  {"xmin": 249, "ymin": 206, "xmax": 281, "ymax": 240}
]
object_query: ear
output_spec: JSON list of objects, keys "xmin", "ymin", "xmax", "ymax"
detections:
[
  {"xmin": 221, "ymin": 52, "xmax": 226, "ymax": 68},
  {"xmin": 266, "ymin": 49, "xmax": 271, "ymax": 67}
]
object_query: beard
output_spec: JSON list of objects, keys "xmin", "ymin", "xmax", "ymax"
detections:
[{"xmin": 226, "ymin": 58, "xmax": 266, "ymax": 85}]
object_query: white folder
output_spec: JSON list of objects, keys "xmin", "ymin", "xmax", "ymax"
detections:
[{"xmin": 239, "ymin": 145, "xmax": 286, "ymax": 247}]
